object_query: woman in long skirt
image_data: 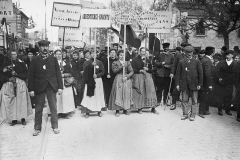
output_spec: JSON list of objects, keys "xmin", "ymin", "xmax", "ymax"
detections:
[
  {"xmin": 0, "ymin": 51, "xmax": 33, "ymax": 126},
  {"xmin": 81, "ymin": 50, "xmax": 105, "ymax": 118},
  {"xmin": 54, "ymin": 50, "xmax": 75, "ymax": 118},
  {"xmin": 108, "ymin": 50, "xmax": 134, "ymax": 116}
]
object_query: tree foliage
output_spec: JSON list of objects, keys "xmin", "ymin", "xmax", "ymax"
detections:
[{"xmin": 175, "ymin": 0, "xmax": 240, "ymax": 49}]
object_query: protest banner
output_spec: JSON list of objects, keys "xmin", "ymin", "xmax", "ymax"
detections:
[
  {"xmin": 58, "ymin": 27, "xmax": 83, "ymax": 47},
  {"xmin": 80, "ymin": 9, "xmax": 111, "ymax": 28},
  {"xmin": 51, "ymin": 2, "xmax": 81, "ymax": 28},
  {"xmin": 0, "ymin": 0, "xmax": 14, "ymax": 18},
  {"xmin": 148, "ymin": 11, "xmax": 172, "ymax": 33}
]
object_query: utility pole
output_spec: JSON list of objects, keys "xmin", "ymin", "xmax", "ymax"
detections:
[{"xmin": 45, "ymin": 0, "xmax": 47, "ymax": 40}]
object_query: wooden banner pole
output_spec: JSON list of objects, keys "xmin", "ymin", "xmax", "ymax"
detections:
[
  {"xmin": 107, "ymin": 30, "xmax": 110, "ymax": 78},
  {"xmin": 123, "ymin": 24, "xmax": 126, "ymax": 79},
  {"xmin": 94, "ymin": 28, "xmax": 97, "ymax": 75}
]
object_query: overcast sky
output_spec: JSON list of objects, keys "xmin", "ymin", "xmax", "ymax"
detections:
[{"xmin": 12, "ymin": 0, "xmax": 111, "ymax": 42}]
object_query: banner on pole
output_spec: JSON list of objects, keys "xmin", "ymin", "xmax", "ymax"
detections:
[
  {"xmin": 113, "ymin": 8, "xmax": 137, "ymax": 25},
  {"xmin": 80, "ymin": 9, "xmax": 111, "ymax": 28},
  {"xmin": 58, "ymin": 27, "xmax": 83, "ymax": 47},
  {"xmin": 0, "ymin": 0, "xmax": 14, "ymax": 18},
  {"xmin": 147, "ymin": 11, "xmax": 172, "ymax": 33},
  {"xmin": 51, "ymin": 2, "xmax": 81, "ymax": 28}
]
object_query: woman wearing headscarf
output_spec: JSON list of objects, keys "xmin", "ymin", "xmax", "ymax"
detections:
[
  {"xmin": 108, "ymin": 50, "xmax": 134, "ymax": 116},
  {"xmin": 81, "ymin": 50, "xmax": 105, "ymax": 118},
  {"xmin": 0, "ymin": 51, "xmax": 33, "ymax": 126}
]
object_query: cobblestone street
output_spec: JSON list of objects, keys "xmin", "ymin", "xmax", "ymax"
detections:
[{"xmin": 0, "ymin": 105, "xmax": 240, "ymax": 160}]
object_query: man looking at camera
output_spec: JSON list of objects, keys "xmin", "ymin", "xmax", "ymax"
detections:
[{"xmin": 28, "ymin": 40, "xmax": 63, "ymax": 136}]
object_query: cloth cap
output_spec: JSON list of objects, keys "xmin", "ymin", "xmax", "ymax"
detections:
[
  {"xmin": 162, "ymin": 43, "xmax": 170, "ymax": 49},
  {"xmin": 180, "ymin": 42, "xmax": 191, "ymax": 47},
  {"xmin": 224, "ymin": 50, "xmax": 234, "ymax": 56},
  {"xmin": 38, "ymin": 40, "xmax": 50, "ymax": 46},
  {"xmin": 184, "ymin": 46, "xmax": 195, "ymax": 53}
]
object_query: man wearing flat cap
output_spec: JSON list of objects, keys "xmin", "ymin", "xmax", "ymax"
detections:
[
  {"xmin": 175, "ymin": 46, "xmax": 203, "ymax": 121},
  {"xmin": 154, "ymin": 42, "xmax": 174, "ymax": 105},
  {"xmin": 169, "ymin": 43, "xmax": 192, "ymax": 110},
  {"xmin": 28, "ymin": 40, "xmax": 63, "ymax": 136}
]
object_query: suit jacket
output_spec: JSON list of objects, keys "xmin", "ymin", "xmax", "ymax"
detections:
[
  {"xmin": 28, "ymin": 54, "xmax": 63, "ymax": 94},
  {"xmin": 154, "ymin": 51, "xmax": 174, "ymax": 77},
  {"xmin": 200, "ymin": 56, "xmax": 213, "ymax": 90},
  {"xmin": 175, "ymin": 58, "xmax": 203, "ymax": 91}
]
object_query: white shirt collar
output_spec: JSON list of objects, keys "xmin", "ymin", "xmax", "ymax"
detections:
[{"xmin": 226, "ymin": 59, "xmax": 233, "ymax": 66}]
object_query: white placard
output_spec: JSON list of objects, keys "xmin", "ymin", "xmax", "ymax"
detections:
[
  {"xmin": 148, "ymin": 11, "xmax": 172, "ymax": 33},
  {"xmin": 51, "ymin": 2, "xmax": 81, "ymax": 28},
  {"xmin": 0, "ymin": 0, "xmax": 14, "ymax": 18},
  {"xmin": 58, "ymin": 27, "xmax": 83, "ymax": 46},
  {"xmin": 113, "ymin": 8, "xmax": 137, "ymax": 25},
  {"xmin": 137, "ymin": 11, "xmax": 157, "ymax": 28},
  {"xmin": 80, "ymin": 9, "xmax": 111, "ymax": 28}
]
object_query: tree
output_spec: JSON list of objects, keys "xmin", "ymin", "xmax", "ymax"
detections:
[{"xmin": 175, "ymin": 0, "xmax": 240, "ymax": 49}]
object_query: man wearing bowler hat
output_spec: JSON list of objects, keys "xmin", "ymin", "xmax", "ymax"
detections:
[
  {"xmin": 175, "ymin": 46, "xmax": 203, "ymax": 121},
  {"xmin": 28, "ymin": 40, "xmax": 63, "ymax": 136}
]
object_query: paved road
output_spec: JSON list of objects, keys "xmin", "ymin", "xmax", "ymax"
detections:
[{"xmin": 0, "ymin": 105, "xmax": 240, "ymax": 160}]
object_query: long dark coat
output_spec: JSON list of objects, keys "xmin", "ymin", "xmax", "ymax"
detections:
[{"xmin": 28, "ymin": 54, "xmax": 63, "ymax": 94}]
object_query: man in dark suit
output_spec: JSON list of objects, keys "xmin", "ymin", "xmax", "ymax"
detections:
[
  {"xmin": 198, "ymin": 47, "xmax": 214, "ymax": 118},
  {"xmin": 169, "ymin": 43, "xmax": 191, "ymax": 110},
  {"xmin": 125, "ymin": 45, "xmax": 137, "ymax": 62},
  {"xmin": 28, "ymin": 40, "xmax": 63, "ymax": 136},
  {"xmin": 154, "ymin": 42, "xmax": 174, "ymax": 105},
  {"xmin": 175, "ymin": 46, "xmax": 203, "ymax": 121}
]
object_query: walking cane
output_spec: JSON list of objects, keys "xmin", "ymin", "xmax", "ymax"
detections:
[{"xmin": 164, "ymin": 77, "xmax": 173, "ymax": 111}]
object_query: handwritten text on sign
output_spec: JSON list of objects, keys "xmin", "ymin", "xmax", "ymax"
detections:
[
  {"xmin": 0, "ymin": 0, "xmax": 13, "ymax": 18},
  {"xmin": 114, "ymin": 9, "xmax": 137, "ymax": 25},
  {"xmin": 58, "ymin": 27, "xmax": 83, "ymax": 47},
  {"xmin": 51, "ymin": 2, "xmax": 81, "ymax": 28},
  {"xmin": 147, "ymin": 11, "xmax": 172, "ymax": 33},
  {"xmin": 80, "ymin": 9, "xmax": 111, "ymax": 28}
]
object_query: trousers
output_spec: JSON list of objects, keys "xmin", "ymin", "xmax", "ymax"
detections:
[
  {"xmin": 181, "ymin": 88, "xmax": 198, "ymax": 117},
  {"xmin": 34, "ymin": 84, "xmax": 58, "ymax": 130},
  {"xmin": 156, "ymin": 76, "xmax": 171, "ymax": 103}
]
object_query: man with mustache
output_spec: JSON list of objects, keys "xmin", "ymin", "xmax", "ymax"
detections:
[{"xmin": 28, "ymin": 40, "xmax": 63, "ymax": 136}]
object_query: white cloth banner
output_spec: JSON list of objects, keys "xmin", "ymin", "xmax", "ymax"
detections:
[
  {"xmin": 147, "ymin": 11, "xmax": 172, "ymax": 33},
  {"xmin": 0, "ymin": 0, "xmax": 14, "ymax": 18},
  {"xmin": 80, "ymin": 9, "xmax": 111, "ymax": 28},
  {"xmin": 58, "ymin": 27, "xmax": 83, "ymax": 47},
  {"xmin": 51, "ymin": 2, "xmax": 81, "ymax": 28}
]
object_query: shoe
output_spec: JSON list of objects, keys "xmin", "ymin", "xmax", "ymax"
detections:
[
  {"xmin": 203, "ymin": 111, "xmax": 211, "ymax": 115},
  {"xmin": 123, "ymin": 110, "xmax": 129, "ymax": 115},
  {"xmin": 218, "ymin": 111, "xmax": 223, "ymax": 116},
  {"xmin": 237, "ymin": 118, "xmax": 240, "ymax": 122},
  {"xmin": 170, "ymin": 105, "xmax": 176, "ymax": 110},
  {"xmin": 115, "ymin": 111, "xmax": 120, "ymax": 117},
  {"xmin": 198, "ymin": 114, "xmax": 205, "ymax": 118},
  {"xmin": 181, "ymin": 115, "xmax": 188, "ymax": 120},
  {"xmin": 53, "ymin": 128, "xmax": 60, "ymax": 134},
  {"xmin": 225, "ymin": 111, "xmax": 232, "ymax": 116},
  {"xmin": 21, "ymin": 119, "xmax": 26, "ymax": 125},
  {"xmin": 189, "ymin": 117, "xmax": 195, "ymax": 121},
  {"xmin": 101, "ymin": 107, "xmax": 107, "ymax": 111},
  {"xmin": 98, "ymin": 112, "xmax": 103, "ymax": 117},
  {"xmin": 33, "ymin": 130, "xmax": 41, "ymax": 136},
  {"xmin": 138, "ymin": 109, "xmax": 142, "ymax": 114},
  {"xmin": 10, "ymin": 120, "xmax": 17, "ymax": 126},
  {"xmin": 151, "ymin": 108, "xmax": 159, "ymax": 115},
  {"xmin": 85, "ymin": 113, "xmax": 89, "ymax": 119}
]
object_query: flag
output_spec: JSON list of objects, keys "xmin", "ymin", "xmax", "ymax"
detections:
[
  {"xmin": 149, "ymin": 33, "xmax": 160, "ymax": 55},
  {"xmin": 120, "ymin": 25, "xmax": 141, "ymax": 49}
]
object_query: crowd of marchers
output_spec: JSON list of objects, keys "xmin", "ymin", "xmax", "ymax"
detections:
[{"xmin": 0, "ymin": 40, "xmax": 240, "ymax": 136}]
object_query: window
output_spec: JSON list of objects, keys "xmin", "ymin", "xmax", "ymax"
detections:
[{"xmin": 196, "ymin": 20, "xmax": 205, "ymax": 36}]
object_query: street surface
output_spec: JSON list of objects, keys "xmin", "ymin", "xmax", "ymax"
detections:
[{"xmin": 0, "ymin": 104, "xmax": 240, "ymax": 160}]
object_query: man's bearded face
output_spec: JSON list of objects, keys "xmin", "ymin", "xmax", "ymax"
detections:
[{"xmin": 40, "ymin": 46, "xmax": 49, "ymax": 55}]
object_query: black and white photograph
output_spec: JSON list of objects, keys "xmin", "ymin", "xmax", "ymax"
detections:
[{"xmin": 0, "ymin": 0, "xmax": 240, "ymax": 160}]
